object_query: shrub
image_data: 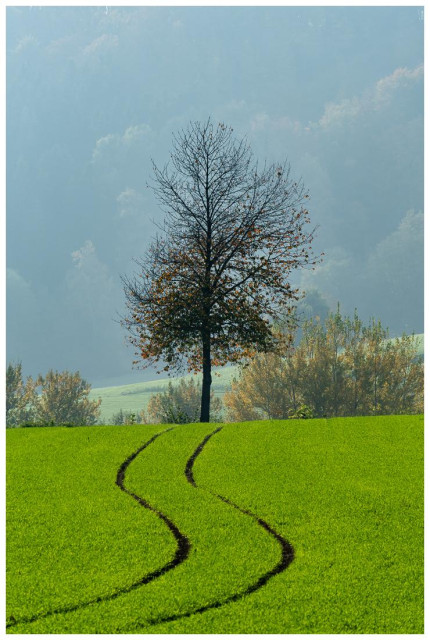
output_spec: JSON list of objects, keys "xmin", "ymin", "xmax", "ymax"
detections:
[
  {"xmin": 291, "ymin": 405, "xmax": 314, "ymax": 419},
  {"xmin": 6, "ymin": 366, "xmax": 102, "ymax": 427},
  {"xmin": 224, "ymin": 352, "xmax": 299, "ymax": 422},
  {"xmin": 109, "ymin": 409, "xmax": 141, "ymax": 425},
  {"xmin": 142, "ymin": 378, "xmax": 223, "ymax": 424},
  {"xmin": 33, "ymin": 370, "xmax": 101, "ymax": 426}
]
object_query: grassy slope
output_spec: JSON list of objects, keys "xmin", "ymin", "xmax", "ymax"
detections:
[
  {"xmin": 6, "ymin": 425, "xmax": 176, "ymax": 628},
  {"xmin": 89, "ymin": 366, "xmax": 238, "ymax": 423},
  {"xmin": 7, "ymin": 416, "xmax": 423, "ymax": 634},
  {"xmin": 90, "ymin": 334, "xmax": 424, "ymax": 423},
  {"xmin": 187, "ymin": 416, "xmax": 424, "ymax": 634}
]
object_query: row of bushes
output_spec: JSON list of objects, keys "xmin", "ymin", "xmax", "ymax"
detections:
[
  {"xmin": 7, "ymin": 310, "xmax": 423, "ymax": 427},
  {"xmin": 111, "ymin": 309, "xmax": 422, "ymax": 424},
  {"xmin": 224, "ymin": 310, "xmax": 423, "ymax": 421}
]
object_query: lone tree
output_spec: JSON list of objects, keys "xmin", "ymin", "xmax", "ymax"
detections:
[{"xmin": 122, "ymin": 119, "xmax": 318, "ymax": 422}]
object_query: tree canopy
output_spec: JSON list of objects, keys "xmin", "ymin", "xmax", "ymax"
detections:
[
  {"xmin": 123, "ymin": 119, "xmax": 318, "ymax": 421},
  {"xmin": 6, "ymin": 365, "xmax": 101, "ymax": 427},
  {"xmin": 34, "ymin": 370, "xmax": 101, "ymax": 426},
  {"xmin": 6, "ymin": 362, "xmax": 37, "ymax": 427}
]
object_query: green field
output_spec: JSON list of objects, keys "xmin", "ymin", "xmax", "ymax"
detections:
[
  {"xmin": 7, "ymin": 416, "xmax": 423, "ymax": 633},
  {"xmin": 89, "ymin": 334, "xmax": 424, "ymax": 423}
]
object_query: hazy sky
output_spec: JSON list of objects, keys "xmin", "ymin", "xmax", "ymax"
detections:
[{"xmin": 6, "ymin": 6, "xmax": 424, "ymax": 387}]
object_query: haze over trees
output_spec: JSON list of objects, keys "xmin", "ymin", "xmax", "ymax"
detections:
[
  {"xmin": 6, "ymin": 365, "xmax": 101, "ymax": 427},
  {"xmin": 34, "ymin": 370, "xmax": 101, "ymax": 426},
  {"xmin": 224, "ymin": 309, "xmax": 423, "ymax": 421},
  {"xmin": 6, "ymin": 8, "xmax": 423, "ymax": 386},
  {"xmin": 6, "ymin": 363, "xmax": 37, "ymax": 427},
  {"xmin": 142, "ymin": 378, "xmax": 223, "ymax": 424},
  {"xmin": 122, "ymin": 119, "xmax": 318, "ymax": 421}
]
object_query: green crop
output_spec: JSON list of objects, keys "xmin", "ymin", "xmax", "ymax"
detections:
[{"xmin": 7, "ymin": 416, "xmax": 423, "ymax": 634}]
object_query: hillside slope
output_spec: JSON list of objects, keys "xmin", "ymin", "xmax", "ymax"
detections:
[{"xmin": 89, "ymin": 366, "xmax": 238, "ymax": 423}]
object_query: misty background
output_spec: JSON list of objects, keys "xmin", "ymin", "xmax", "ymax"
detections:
[{"xmin": 6, "ymin": 6, "xmax": 424, "ymax": 388}]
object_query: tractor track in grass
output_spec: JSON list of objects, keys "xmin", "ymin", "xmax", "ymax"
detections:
[
  {"xmin": 124, "ymin": 425, "xmax": 295, "ymax": 632},
  {"xmin": 6, "ymin": 427, "xmax": 190, "ymax": 631}
]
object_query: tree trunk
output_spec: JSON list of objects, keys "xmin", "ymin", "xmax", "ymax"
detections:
[{"xmin": 200, "ymin": 330, "xmax": 212, "ymax": 422}]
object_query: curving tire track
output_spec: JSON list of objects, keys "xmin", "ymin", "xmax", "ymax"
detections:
[
  {"xmin": 6, "ymin": 427, "xmax": 190, "ymax": 630},
  {"xmin": 125, "ymin": 425, "xmax": 294, "ymax": 632}
]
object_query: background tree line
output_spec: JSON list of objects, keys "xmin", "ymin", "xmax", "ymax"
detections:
[
  {"xmin": 110, "ymin": 307, "xmax": 423, "ymax": 425},
  {"xmin": 224, "ymin": 308, "xmax": 423, "ymax": 421},
  {"xmin": 6, "ymin": 307, "xmax": 423, "ymax": 428}
]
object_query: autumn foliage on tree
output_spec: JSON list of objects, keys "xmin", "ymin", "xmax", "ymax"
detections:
[
  {"xmin": 6, "ymin": 365, "xmax": 101, "ymax": 427},
  {"xmin": 122, "ymin": 119, "xmax": 318, "ymax": 422},
  {"xmin": 34, "ymin": 370, "xmax": 101, "ymax": 426},
  {"xmin": 223, "ymin": 352, "xmax": 298, "ymax": 421}
]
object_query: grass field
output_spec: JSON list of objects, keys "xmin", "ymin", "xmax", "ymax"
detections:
[
  {"xmin": 6, "ymin": 415, "xmax": 423, "ymax": 634},
  {"xmin": 89, "ymin": 334, "xmax": 424, "ymax": 423}
]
